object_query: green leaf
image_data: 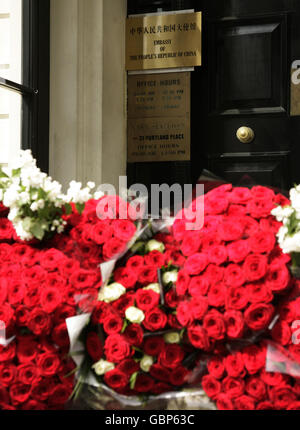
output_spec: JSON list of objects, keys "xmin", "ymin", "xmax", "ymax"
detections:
[
  {"xmin": 0, "ymin": 169, "xmax": 8, "ymax": 178},
  {"xmin": 129, "ymin": 371, "xmax": 139, "ymax": 390},
  {"xmin": 22, "ymin": 218, "xmax": 32, "ymax": 231},
  {"xmin": 64, "ymin": 203, "xmax": 73, "ymax": 215},
  {"xmin": 76, "ymin": 203, "xmax": 85, "ymax": 215},
  {"xmin": 30, "ymin": 220, "xmax": 45, "ymax": 240},
  {"xmin": 12, "ymin": 168, "xmax": 21, "ymax": 177},
  {"xmin": 121, "ymin": 319, "xmax": 129, "ymax": 333}
]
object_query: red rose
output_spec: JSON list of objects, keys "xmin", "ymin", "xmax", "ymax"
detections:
[
  {"xmin": 104, "ymin": 334, "xmax": 131, "ymax": 363},
  {"xmin": 190, "ymin": 297, "xmax": 209, "ymax": 321},
  {"xmin": 40, "ymin": 287, "xmax": 62, "ymax": 314},
  {"xmin": 251, "ymin": 185, "xmax": 275, "ymax": 201},
  {"xmin": 249, "ymin": 231, "xmax": 276, "ymax": 254},
  {"xmin": 104, "ymin": 368, "xmax": 128, "ymax": 390},
  {"xmin": 243, "ymin": 254, "xmax": 268, "ymax": 282},
  {"xmin": 135, "ymin": 374, "xmax": 154, "ymax": 393},
  {"xmin": 70, "ymin": 269, "xmax": 98, "ymax": 290},
  {"xmin": 224, "ymin": 352, "xmax": 245, "ymax": 378},
  {"xmin": 51, "ymin": 323, "xmax": 70, "ymax": 348},
  {"xmin": 89, "ymin": 221, "xmax": 113, "ymax": 244},
  {"xmin": 21, "ymin": 400, "xmax": 46, "ymax": 410},
  {"xmin": 228, "ymin": 204, "xmax": 247, "ymax": 217},
  {"xmin": 124, "ymin": 324, "xmax": 144, "ymax": 346},
  {"xmin": 17, "ymin": 364, "xmax": 40, "ymax": 387},
  {"xmin": 164, "ymin": 249, "xmax": 185, "ymax": 267},
  {"xmin": 208, "ymin": 283, "xmax": 226, "ymax": 308},
  {"xmin": 168, "ymin": 314, "xmax": 183, "ymax": 329},
  {"xmin": 37, "ymin": 353, "xmax": 61, "ymax": 377},
  {"xmin": 243, "ymin": 344, "xmax": 266, "ymax": 374},
  {"xmin": 0, "ymin": 219, "xmax": 14, "ymax": 240},
  {"xmin": 165, "ymin": 289, "xmax": 180, "ymax": 308},
  {"xmin": 245, "ymin": 376, "xmax": 267, "ymax": 401},
  {"xmin": 256, "ymin": 401, "xmax": 275, "ymax": 410},
  {"xmin": 143, "ymin": 336, "xmax": 165, "ymax": 356},
  {"xmin": 248, "ymin": 281, "xmax": 273, "ymax": 304},
  {"xmin": 126, "ymin": 255, "xmax": 145, "ymax": 272},
  {"xmin": 103, "ymin": 314, "xmax": 123, "ymax": 335},
  {"xmin": 247, "ymin": 198, "xmax": 275, "ymax": 219},
  {"xmin": 224, "ymin": 264, "xmax": 245, "ymax": 288},
  {"xmin": 31, "ymin": 377, "xmax": 55, "ymax": 402},
  {"xmin": 188, "ymin": 276, "xmax": 210, "ymax": 297},
  {"xmin": 180, "ymin": 232, "xmax": 202, "ymax": 256},
  {"xmin": 187, "ymin": 324, "xmax": 210, "ymax": 351},
  {"xmin": 244, "ymin": 303, "xmax": 274, "ymax": 331},
  {"xmin": 260, "ymin": 369, "xmax": 289, "ymax": 386},
  {"xmin": 28, "ymin": 309, "xmax": 52, "ymax": 336},
  {"xmin": 266, "ymin": 263, "xmax": 290, "ymax": 293},
  {"xmin": 227, "ymin": 240, "xmax": 250, "ymax": 264},
  {"xmin": 222, "ymin": 377, "xmax": 245, "ymax": 399},
  {"xmin": 184, "ymin": 253, "xmax": 209, "ymax": 275},
  {"xmin": 271, "ymin": 321, "xmax": 291, "ymax": 346},
  {"xmin": 287, "ymin": 402, "xmax": 300, "ymax": 410},
  {"xmin": 234, "ymin": 395, "xmax": 256, "ymax": 410},
  {"xmin": 169, "ymin": 366, "xmax": 189, "ymax": 386},
  {"xmin": 138, "ymin": 266, "xmax": 158, "ymax": 285},
  {"xmin": 92, "ymin": 302, "xmax": 113, "ymax": 324},
  {"xmin": 0, "ymin": 342, "xmax": 16, "ymax": 363},
  {"xmin": 229, "ymin": 187, "xmax": 252, "ymax": 204},
  {"xmin": 207, "ymin": 357, "xmax": 225, "ymax": 380},
  {"xmin": 111, "ymin": 219, "xmax": 136, "ymax": 242},
  {"xmin": 224, "ymin": 310, "xmax": 245, "ymax": 339},
  {"xmin": 203, "ymin": 311, "xmax": 226, "ymax": 341},
  {"xmin": 207, "ymin": 245, "xmax": 227, "ymax": 266},
  {"xmin": 9, "ymin": 382, "xmax": 32, "ymax": 405},
  {"xmin": 118, "ymin": 359, "xmax": 139, "ymax": 376},
  {"xmin": 226, "ymin": 286, "xmax": 248, "ymax": 311},
  {"xmin": 39, "ymin": 249, "xmax": 66, "ymax": 272},
  {"xmin": 150, "ymin": 363, "xmax": 170, "ymax": 382},
  {"xmin": 0, "ymin": 364, "xmax": 16, "ymax": 387},
  {"xmin": 48, "ymin": 383, "xmax": 72, "ymax": 406},
  {"xmin": 176, "ymin": 301, "xmax": 193, "ymax": 327},
  {"xmin": 114, "ymin": 267, "xmax": 137, "ymax": 289},
  {"xmin": 0, "ymin": 303, "xmax": 15, "ymax": 336},
  {"xmin": 216, "ymin": 393, "xmax": 234, "ymax": 410},
  {"xmin": 0, "ymin": 279, "xmax": 7, "ymax": 305},
  {"xmin": 7, "ymin": 279, "xmax": 25, "ymax": 305},
  {"xmin": 204, "ymin": 265, "xmax": 224, "ymax": 284},
  {"xmin": 175, "ymin": 270, "xmax": 190, "ymax": 296},
  {"xmin": 151, "ymin": 382, "xmax": 172, "ymax": 395},
  {"xmin": 135, "ymin": 289, "xmax": 160, "ymax": 312},
  {"xmin": 158, "ymin": 344, "xmax": 185, "ymax": 370},
  {"xmin": 143, "ymin": 308, "xmax": 167, "ymax": 332},
  {"xmin": 16, "ymin": 337, "xmax": 37, "ymax": 362},
  {"xmin": 269, "ymin": 385, "xmax": 297, "ymax": 409},
  {"xmin": 219, "ymin": 218, "xmax": 244, "ymax": 241},
  {"xmin": 103, "ymin": 238, "xmax": 127, "ymax": 260},
  {"xmin": 202, "ymin": 375, "xmax": 222, "ymax": 399},
  {"xmin": 205, "ymin": 194, "xmax": 229, "ymax": 215},
  {"xmin": 145, "ymin": 250, "xmax": 165, "ymax": 268}
]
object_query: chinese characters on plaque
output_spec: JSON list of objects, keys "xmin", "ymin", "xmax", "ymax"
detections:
[
  {"xmin": 126, "ymin": 12, "xmax": 202, "ymax": 70},
  {"xmin": 127, "ymin": 72, "xmax": 191, "ymax": 163}
]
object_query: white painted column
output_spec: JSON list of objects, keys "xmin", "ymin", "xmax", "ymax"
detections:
[{"xmin": 50, "ymin": 0, "xmax": 127, "ymax": 191}]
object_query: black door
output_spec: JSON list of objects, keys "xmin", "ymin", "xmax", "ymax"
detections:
[
  {"xmin": 196, "ymin": 0, "xmax": 300, "ymax": 190},
  {"xmin": 127, "ymin": 0, "xmax": 300, "ymax": 191}
]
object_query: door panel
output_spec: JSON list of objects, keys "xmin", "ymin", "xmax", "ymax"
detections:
[{"xmin": 210, "ymin": 15, "xmax": 287, "ymax": 115}]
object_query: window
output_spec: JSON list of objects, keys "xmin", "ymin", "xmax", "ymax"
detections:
[{"xmin": 0, "ymin": 0, "xmax": 49, "ymax": 172}]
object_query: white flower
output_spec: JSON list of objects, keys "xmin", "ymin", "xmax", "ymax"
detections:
[
  {"xmin": 92, "ymin": 359, "xmax": 115, "ymax": 376},
  {"xmin": 87, "ymin": 182, "xmax": 95, "ymax": 189},
  {"xmin": 14, "ymin": 221, "xmax": 33, "ymax": 241},
  {"xmin": 140, "ymin": 355, "xmax": 154, "ymax": 372},
  {"xmin": 164, "ymin": 332, "xmax": 181, "ymax": 344},
  {"xmin": 125, "ymin": 306, "xmax": 145, "ymax": 324},
  {"xmin": 30, "ymin": 202, "xmax": 39, "ymax": 212},
  {"xmin": 143, "ymin": 283, "xmax": 161, "ymax": 294},
  {"xmin": 98, "ymin": 283, "xmax": 126, "ymax": 303},
  {"xmin": 162, "ymin": 270, "xmax": 178, "ymax": 285},
  {"xmin": 145, "ymin": 239, "xmax": 165, "ymax": 253}
]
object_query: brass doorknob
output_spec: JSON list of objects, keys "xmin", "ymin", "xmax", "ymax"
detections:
[{"xmin": 236, "ymin": 126, "xmax": 255, "ymax": 144}]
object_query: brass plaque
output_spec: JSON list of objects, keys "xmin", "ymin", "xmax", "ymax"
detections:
[
  {"xmin": 126, "ymin": 12, "xmax": 202, "ymax": 71},
  {"xmin": 291, "ymin": 64, "xmax": 300, "ymax": 116},
  {"xmin": 127, "ymin": 72, "xmax": 190, "ymax": 163}
]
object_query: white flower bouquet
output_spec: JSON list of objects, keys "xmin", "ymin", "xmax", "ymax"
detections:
[
  {"xmin": 0, "ymin": 150, "xmax": 101, "ymax": 241},
  {"xmin": 272, "ymin": 184, "xmax": 300, "ymax": 272}
]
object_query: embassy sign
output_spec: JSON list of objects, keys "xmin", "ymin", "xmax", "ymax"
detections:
[{"xmin": 126, "ymin": 12, "xmax": 202, "ymax": 71}]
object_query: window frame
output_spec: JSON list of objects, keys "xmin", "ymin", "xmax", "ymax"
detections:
[{"xmin": 0, "ymin": 0, "xmax": 50, "ymax": 173}]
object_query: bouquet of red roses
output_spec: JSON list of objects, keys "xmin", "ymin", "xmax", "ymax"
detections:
[{"xmin": 0, "ymin": 195, "xmax": 140, "ymax": 410}]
